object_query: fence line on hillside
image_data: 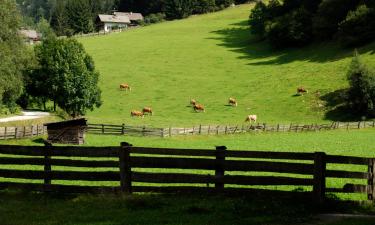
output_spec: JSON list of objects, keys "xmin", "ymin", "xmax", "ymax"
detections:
[
  {"xmin": 87, "ymin": 121, "xmax": 375, "ymax": 137},
  {"xmin": 0, "ymin": 125, "xmax": 46, "ymax": 140},
  {"xmin": 0, "ymin": 143, "xmax": 373, "ymax": 202}
]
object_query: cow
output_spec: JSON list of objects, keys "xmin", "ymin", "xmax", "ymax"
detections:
[
  {"xmin": 190, "ymin": 99, "xmax": 197, "ymax": 106},
  {"xmin": 228, "ymin": 97, "xmax": 238, "ymax": 107},
  {"xmin": 131, "ymin": 110, "xmax": 144, "ymax": 118},
  {"xmin": 194, "ymin": 104, "xmax": 205, "ymax": 112},
  {"xmin": 297, "ymin": 87, "xmax": 308, "ymax": 95},
  {"xmin": 245, "ymin": 115, "xmax": 257, "ymax": 123},
  {"xmin": 142, "ymin": 107, "xmax": 153, "ymax": 116},
  {"xmin": 120, "ymin": 83, "xmax": 131, "ymax": 91}
]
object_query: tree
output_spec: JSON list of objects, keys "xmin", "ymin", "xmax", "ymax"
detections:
[
  {"xmin": 65, "ymin": 0, "xmax": 94, "ymax": 34},
  {"xmin": 0, "ymin": 0, "xmax": 32, "ymax": 112},
  {"xmin": 165, "ymin": 0, "xmax": 196, "ymax": 19},
  {"xmin": 31, "ymin": 37, "xmax": 102, "ymax": 117},
  {"xmin": 347, "ymin": 51, "xmax": 375, "ymax": 117}
]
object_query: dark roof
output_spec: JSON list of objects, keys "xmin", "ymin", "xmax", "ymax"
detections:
[{"xmin": 44, "ymin": 118, "xmax": 87, "ymax": 128}]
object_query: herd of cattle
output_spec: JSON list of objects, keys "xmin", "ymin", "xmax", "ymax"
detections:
[{"xmin": 120, "ymin": 83, "xmax": 308, "ymax": 122}]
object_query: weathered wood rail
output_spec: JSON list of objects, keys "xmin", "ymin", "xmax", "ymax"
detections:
[
  {"xmin": 0, "ymin": 125, "xmax": 46, "ymax": 140},
  {"xmin": 87, "ymin": 121, "xmax": 375, "ymax": 137},
  {"xmin": 0, "ymin": 144, "xmax": 373, "ymax": 202}
]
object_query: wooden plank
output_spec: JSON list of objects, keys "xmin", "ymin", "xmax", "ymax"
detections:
[
  {"xmin": 131, "ymin": 147, "xmax": 215, "ymax": 157},
  {"xmin": 326, "ymin": 155, "xmax": 371, "ymax": 165},
  {"xmin": 0, "ymin": 157, "xmax": 118, "ymax": 167},
  {"xmin": 224, "ymin": 160, "xmax": 314, "ymax": 174},
  {"xmin": 326, "ymin": 170, "xmax": 369, "ymax": 179},
  {"xmin": 0, "ymin": 182, "xmax": 119, "ymax": 194},
  {"xmin": 131, "ymin": 157, "xmax": 216, "ymax": 170},
  {"xmin": 226, "ymin": 151, "xmax": 315, "ymax": 160},
  {"xmin": 0, "ymin": 169, "xmax": 119, "ymax": 181}
]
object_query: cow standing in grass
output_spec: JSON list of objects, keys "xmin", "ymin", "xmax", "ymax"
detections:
[
  {"xmin": 120, "ymin": 83, "xmax": 132, "ymax": 92},
  {"xmin": 131, "ymin": 110, "xmax": 144, "ymax": 118},
  {"xmin": 245, "ymin": 115, "xmax": 257, "ymax": 123},
  {"xmin": 229, "ymin": 97, "xmax": 238, "ymax": 107},
  {"xmin": 297, "ymin": 87, "xmax": 308, "ymax": 95},
  {"xmin": 143, "ymin": 107, "xmax": 153, "ymax": 116},
  {"xmin": 194, "ymin": 104, "xmax": 205, "ymax": 112}
]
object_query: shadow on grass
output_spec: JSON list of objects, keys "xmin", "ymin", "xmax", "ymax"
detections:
[
  {"xmin": 209, "ymin": 20, "xmax": 375, "ymax": 65},
  {"xmin": 320, "ymin": 89, "xmax": 363, "ymax": 121},
  {"xmin": 32, "ymin": 138, "xmax": 46, "ymax": 144},
  {"xmin": 1, "ymin": 191, "xmax": 375, "ymax": 225}
]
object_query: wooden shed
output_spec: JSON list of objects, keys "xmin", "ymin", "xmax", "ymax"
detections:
[{"xmin": 44, "ymin": 119, "xmax": 87, "ymax": 145}]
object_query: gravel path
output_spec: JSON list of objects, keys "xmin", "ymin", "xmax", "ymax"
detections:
[{"xmin": 0, "ymin": 110, "xmax": 50, "ymax": 123}]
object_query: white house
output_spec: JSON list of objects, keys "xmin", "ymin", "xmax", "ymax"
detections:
[{"xmin": 97, "ymin": 14, "xmax": 131, "ymax": 32}]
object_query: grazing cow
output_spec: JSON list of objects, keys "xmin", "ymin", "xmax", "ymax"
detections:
[
  {"xmin": 194, "ymin": 104, "xmax": 205, "ymax": 112},
  {"xmin": 142, "ymin": 107, "xmax": 153, "ymax": 115},
  {"xmin": 245, "ymin": 115, "xmax": 257, "ymax": 123},
  {"xmin": 120, "ymin": 83, "xmax": 131, "ymax": 91},
  {"xmin": 297, "ymin": 87, "xmax": 308, "ymax": 95},
  {"xmin": 131, "ymin": 110, "xmax": 144, "ymax": 118},
  {"xmin": 190, "ymin": 99, "xmax": 197, "ymax": 106},
  {"xmin": 228, "ymin": 97, "xmax": 238, "ymax": 107}
]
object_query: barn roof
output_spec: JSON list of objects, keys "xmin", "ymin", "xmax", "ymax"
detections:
[
  {"xmin": 44, "ymin": 118, "xmax": 87, "ymax": 129},
  {"xmin": 98, "ymin": 14, "xmax": 131, "ymax": 24},
  {"xmin": 114, "ymin": 12, "xmax": 144, "ymax": 21}
]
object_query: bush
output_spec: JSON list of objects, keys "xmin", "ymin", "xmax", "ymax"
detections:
[
  {"xmin": 266, "ymin": 7, "xmax": 313, "ymax": 48},
  {"xmin": 143, "ymin": 13, "xmax": 166, "ymax": 24},
  {"xmin": 194, "ymin": 0, "xmax": 216, "ymax": 14},
  {"xmin": 347, "ymin": 51, "xmax": 375, "ymax": 117},
  {"xmin": 338, "ymin": 5, "xmax": 375, "ymax": 47},
  {"xmin": 248, "ymin": 1, "xmax": 268, "ymax": 36}
]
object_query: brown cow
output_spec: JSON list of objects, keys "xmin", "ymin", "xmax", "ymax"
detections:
[
  {"xmin": 297, "ymin": 87, "xmax": 308, "ymax": 95},
  {"xmin": 228, "ymin": 97, "xmax": 238, "ymax": 107},
  {"xmin": 194, "ymin": 104, "xmax": 205, "ymax": 112},
  {"xmin": 245, "ymin": 115, "xmax": 257, "ymax": 123},
  {"xmin": 190, "ymin": 99, "xmax": 197, "ymax": 106},
  {"xmin": 131, "ymin": 110, "xmax": 144, "ymax": 118},
  {"xmin": 120, "ymin": 83, "xmax": 132, "ymax": 91},
  {"xmin": 142, "ymin": 107, "xmax": 153, "ymax": 116}
]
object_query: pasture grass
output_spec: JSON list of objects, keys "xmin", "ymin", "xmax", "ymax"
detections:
[
  {"xmin": 1, "ymin": 191, "xmax": 375, "ymax": 225},
  {"xmin": 79, "ymin": 4, "xmax": 375, "ymax": 127}
]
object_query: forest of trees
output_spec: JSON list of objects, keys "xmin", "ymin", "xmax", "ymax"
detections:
[
  {"xmin": 17, "ymin": 0, "xmax": 249, "ymax": 36},
  {"xmin": 249, "ymin": 0, "xmax": 375, "ymax": 48}
]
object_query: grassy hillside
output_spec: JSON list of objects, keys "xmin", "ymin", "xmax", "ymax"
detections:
[{"xmin": 80, "ymin": 4, "xmax": 375, "ymax": 127}]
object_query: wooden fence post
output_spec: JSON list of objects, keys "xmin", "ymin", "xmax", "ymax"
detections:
[
  {"xmin": 120, "ymin": 142, "xmax": 132, "ymax": 194},
  {"xmin": 4, "ymin": 127, "xmax": 7, "ymax": 139},
  {"xmin": 199, "ymin": 124, "xmax": 202, "ymax": 135},
  {"xmin": 14, "ymin": 127, "xmax": 18, "ymax": 139},
  {"xmin": 358, "ymin": 121, "xmax": 361, "ymax": 129},
  {"xmin": 23, "ymin": 126, "xmax": 26, "ymax": 138},
  {"xmin": 43, "ymin": 141, "xmax": 52, "ymax": 192},
  {"xmin": 121, "ymin": 124, "xmax": 125, "ymax": 135},
  {"xmin": 367, "ymin": 159, "xmax": 375, "ymax": 200},
  {"xmin": 208, "ymin": 125, "xmax": 211, "ymax": 135},
  {"xmin": 313, "ymin": 152, "xmax": 326, "ymax": 204},
  {"xmin": 102, "ymin": 124, "xmax": 105, "ymax": 134},
  {"xmin": 215, "ymin": 146, "xmax": 226, "ymax": 192},
  {"xmin": 263, "ymin": 123, "xmax": 266, "ymax": 131},
  {"xmin": 277, "ymin": 124, "xmax": 280, "ymax": 132},
  {"xmin": 373, "ymin": 121, "xmax": 375, "ymax": 128},
  {"xmin": 169, "ymin": 126, "xmax": 172, "ymax": 137}
]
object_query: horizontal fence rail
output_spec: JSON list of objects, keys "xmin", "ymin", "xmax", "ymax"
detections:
[
  {"xmin": 0, "ymin": 125, "xmax": 46, "ymax": 140},
  {"xmin": 87, "ymin": 121, "xmax": 375, "ymax": 137},
  {"xmin": 0, "ymin": 144, "xmax": 373, "ymax": 202}
]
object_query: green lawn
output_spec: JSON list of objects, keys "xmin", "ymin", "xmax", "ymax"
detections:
[{"xmin": 80, "ymin": 3, "xmax": 375, "ymax": 127}]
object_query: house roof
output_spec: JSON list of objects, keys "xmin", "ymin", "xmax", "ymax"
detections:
[
  {"xmin": 19, "ymin": 29, "xmax": 39, "ymax": 39},
  {"xmin": 98, "ymin": 14, "xmax": 130, "ymax": 24},
  {"xmin": 44, "ymin": 118, "xmax": 87, "ymax": 129},
  {"xmin": 114, "ymin": 12, "xmax": 144, "ymax": 21}
]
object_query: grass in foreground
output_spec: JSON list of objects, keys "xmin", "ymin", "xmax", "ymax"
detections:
[{"xmin": 1, "ymin": 191, "xmax": 375, "ymax": 225}]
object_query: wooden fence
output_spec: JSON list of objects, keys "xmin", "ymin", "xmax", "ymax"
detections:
[
  {"xmin": 0, "ymin": 125, "xmax": 46, "ymax": 140},
  {"xmin": 0, "ymin": 143, "xmax": 373, "ymax": 202},
  {"xmin": 87, "ymin": 121, "xmax": 375, "ymax": 137}
]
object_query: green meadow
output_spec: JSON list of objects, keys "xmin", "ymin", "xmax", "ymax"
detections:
[{"xmin": 80, "ymin": 4, "xmax": 375, "ymax": 127}]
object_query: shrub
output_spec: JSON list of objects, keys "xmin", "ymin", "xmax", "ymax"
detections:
[
  {"xmin": 143, "ymin": 13, "xmax": 166, "ymax": 24},
  {"xmin": 347, "ymin": 51, "xmax": 375, "ymax": 117},
  {"xmin": 338, "ymin": 5, "xmax": 375, "ymax": 47},
  {"xmin": 248, "ymin": 1, "xmax": 268, "ymax": 36},
  {"xmin": 194, "ymin": 0, "xmax": 216, "ymax": 14}
]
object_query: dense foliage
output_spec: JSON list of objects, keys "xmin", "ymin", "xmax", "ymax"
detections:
[
  {"xmin": 249, "ymin": 0, "xmax": 375, "ymax": 48},
  {"xmin": 347, "ymin": 51, "xmax": 375, "ymax": 118},
  {"xmin": 27, "ymin": 37, "xmax": 102, "ymax": 117},
  {"xmin": 17, "ymin": 0, "xmax": 248, "ymax": 35},
  {"xmin": 0, "ymin": 0, "xmax": 32, "ymax": 113}
]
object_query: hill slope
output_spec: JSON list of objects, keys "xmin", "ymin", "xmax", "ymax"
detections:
[{"xmin": 80, "ymin": 4, "xmax": 375, "ymax": 126}]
